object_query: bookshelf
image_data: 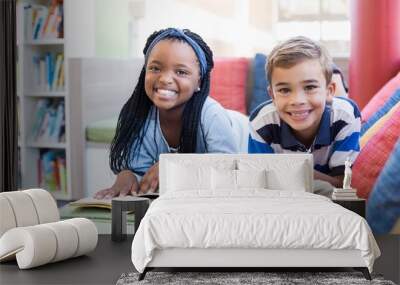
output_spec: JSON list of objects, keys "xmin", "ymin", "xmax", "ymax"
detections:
[{"xmin": 16, "ymin": 0, "xmax": 94, "ymax": 200}]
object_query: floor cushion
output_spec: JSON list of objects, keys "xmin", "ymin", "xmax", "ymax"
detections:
[
  {"xmin": 360, "ymin": 101, "xmax": 400, "ymax": 148},
  {"xmin": 367, "ymin": 138, "xmax": 400, "ymax": 234},
  {"xmin": 361, "ymin": 71, "xmax": 400, "ymax": 122},
  {"xmin": 86, "ymin": 117, "xmax": 117, "ymax": 144},
  {"xmin": 361, "ymin": 89, "xmax": 400, "ymax": 135},
  {"xmin": 352, "ymin": 106, "xmax": 400, "ymax": 198}
]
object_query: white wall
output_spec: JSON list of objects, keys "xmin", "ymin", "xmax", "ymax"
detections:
[
  {"xmin": 65, "ymin": 0, "xmax": 96, "ymax": 57},
  {"xmin": 131, "ymin": 0, "xmax": 276, "ymax": 57}
]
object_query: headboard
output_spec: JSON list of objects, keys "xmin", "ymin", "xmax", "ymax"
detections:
[{"xmin": 159, "ymin": 153, "xmax": 314, "ymax": 194}]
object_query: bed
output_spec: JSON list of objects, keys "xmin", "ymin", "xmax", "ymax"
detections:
[{"xmin": 130, "ymin": 154, "xmax": 380, "ymax": 280}]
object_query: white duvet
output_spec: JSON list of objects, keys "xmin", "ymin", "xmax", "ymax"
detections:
[{"xmin": 131, "ymin": 190, "xmax": 380, "ymax": 273}]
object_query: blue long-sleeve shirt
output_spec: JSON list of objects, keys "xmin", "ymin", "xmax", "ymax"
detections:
[{"xmin": 128, "ymin": 97, "xmax": 239, "ymax": 180}]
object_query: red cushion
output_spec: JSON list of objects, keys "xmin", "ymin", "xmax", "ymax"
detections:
[
  {"xmin": 210, "ymin": 58, "xmax": 249, "ymax": 114},
  {"xmin": 352, "ymin": 106, "xmax": 400, "ymax": 198},
  {"xmin": 361, "ymin": 72, "xmax": 400, "ymax": 122}
]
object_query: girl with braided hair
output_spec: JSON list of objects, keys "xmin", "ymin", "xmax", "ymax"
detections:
[{"xmin": 94, "ymin": 28, "xmax": 239, "ymax": 199}]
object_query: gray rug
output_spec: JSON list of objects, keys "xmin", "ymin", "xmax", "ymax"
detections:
[{"xmin": 117, "ymin": 271, "xmax": 396, "ymax": 285}]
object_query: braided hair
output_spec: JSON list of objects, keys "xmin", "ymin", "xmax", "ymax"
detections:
[{"xmin": 109, "ymin": 28, "xmax": 214, "ymax": 174}]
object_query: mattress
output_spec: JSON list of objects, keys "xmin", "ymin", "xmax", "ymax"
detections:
[
  {"xmin": 85, "ymin": 117, "xmax": 117, "ymax": 143},
  {"xmin": 131, "ymin": 190, "xmax": 380, "ymax": 273}
]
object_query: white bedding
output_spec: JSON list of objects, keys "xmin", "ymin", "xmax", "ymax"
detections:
[{"xmin": 131, "ymin": 190, "xmax": 380, "ymax": 273}]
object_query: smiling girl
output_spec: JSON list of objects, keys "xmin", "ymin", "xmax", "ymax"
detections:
[{"xmin": 94, "ymin": 28, "xmax": 239, "ymax": 199}]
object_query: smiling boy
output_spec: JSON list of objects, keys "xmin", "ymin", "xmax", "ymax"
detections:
[{"xmin": 248, "ymin": 36, "xmax": 361, "ymax": 188}]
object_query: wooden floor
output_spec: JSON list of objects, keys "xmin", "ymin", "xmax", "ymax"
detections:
[
  {"xmin": 0, "ymin": 235, "xmax": 134, "ymax": 285},
  {"xmin": 1, "ymin": 234, "xmax": 398, "ymax": 284}
]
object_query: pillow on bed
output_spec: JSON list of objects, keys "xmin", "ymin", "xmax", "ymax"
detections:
[
  {"xmin": 266, "ymin": 169, "xmax": 308, "ymax": 192},
  {"xmin": 236, "ymin": 169, "xmax": 267, "ymax": 189},
  {"xmin": 166, "ymin": 159, "xmax": 236, "ymax": 192},
  {"xmin": 237, "ymin": 159, "xmax": 311, "ymax": 192},
  {"xmin": 212, "ymin": 168, "xmax": 236, "ymax": 190},
  {"xmin": 167, "ymin": 163, "xmax": 211, "ymax": 191},
  {"xmin": 211, "ymin": 168, "xmax": 267, "ymax": 190}
]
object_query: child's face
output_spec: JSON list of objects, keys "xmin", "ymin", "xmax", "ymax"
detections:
[
  {"xmin": 269, "ymin": 59, "xmax": 335, "ymax": 144},
  {"xmin": 145, "ymin": 40, "xmax": 201, "ymax": 113}
]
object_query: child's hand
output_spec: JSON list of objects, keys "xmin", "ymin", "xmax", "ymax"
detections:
[
  {"xmin": 93, "ymin": 170, "xmax": 139, "ymax": 199},
  {"xmin": 139, "ymin": 162, "xmax": 159, "ymax": 194},
  {"xmin": 314, "ymin": 170, "xmax": 343, "ymax": 188}
]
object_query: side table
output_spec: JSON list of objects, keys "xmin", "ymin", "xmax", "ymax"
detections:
[
  {"xmin": 332, "ymin": 198, "xmax": 366, "ymax": 218},
  {"xmin": 112, "ymin": 197, "xmax": 150, "ymax": 241}
]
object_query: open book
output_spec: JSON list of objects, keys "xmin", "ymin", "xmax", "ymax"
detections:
[{"xmin": 69, "ymin": 193, "xmax": 159, "ymax": 210}]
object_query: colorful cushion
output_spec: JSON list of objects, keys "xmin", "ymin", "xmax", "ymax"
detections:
[
  {"xmin": 361, "ymin": 71, "xmax": 400, "ymax": 122},
  {"xmin": 249, "ymin": 53, "xmax": 270, "ymax": 114},
  {"xmin": 210, "ymin": 58, "xmax": 249, "ymax": 114},
  {"xmin": 360, "ymin": 101, "xmax": 400, "ymax": 148},
  {"xmin": 367, "ymin": 138, "xmax": 400, "ymax": 234},
  {"xmin": 352, "ymin": 106, "xmax": 400, "ymax": 198},
  {"xmin": 86, "ymin": 117, "xmax": 117, "ymax": 143},
  {"xmin": 361, "ymin": 89, "xmax": 400, "ymax": 135}
]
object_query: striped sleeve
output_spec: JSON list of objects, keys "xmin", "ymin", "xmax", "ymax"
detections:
[
  {"xmin": 248, "ymin": 101, "xmax": 276, "ymax": 154},
  {"xmin": 248, "ymin": 133, "xmax": 275, "ymax": 153},
  {"xmin": 329, "ymin": 98, "xmax": 361, "ymax": 175}
]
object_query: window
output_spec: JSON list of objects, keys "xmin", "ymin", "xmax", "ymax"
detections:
[{"xmin": 276, "ymin": 0, "xmax": 350, "ymax": 56}]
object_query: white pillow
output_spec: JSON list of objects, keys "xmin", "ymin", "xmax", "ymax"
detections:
[
  {"xmin": 237, "ymin": 158, "xmax": 310, "ymax": 191},
  {"xmin": 167, "ymin": 162, "xmax": 211, "ymax": 191},
  {"xmin": 236, "ymin": 169, "xmax": 267, "ymax": 189},
  {"xmin": 211, "ymin": 168, "xmax": 268, "ymax": 190},
  {"xmin": 266, "ymin": 167, "xmax": 307, "ymax": 191},
  {"xmin": 211, "ymin": 168, "xmax": 236, "ymax": 190}
]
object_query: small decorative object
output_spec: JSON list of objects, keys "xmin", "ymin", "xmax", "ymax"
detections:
[
  {"xmin": 343, "ymin": 157, "xmax": 353, "ymax": 190},
  {"xmin": 332, "ymin": 158, "xmax": 358, "ymax": 200}
]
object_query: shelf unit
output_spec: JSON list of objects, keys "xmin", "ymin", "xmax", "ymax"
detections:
[{"xmin": 17, "ymin": 0, "xmax": 85, "ymax": 200}]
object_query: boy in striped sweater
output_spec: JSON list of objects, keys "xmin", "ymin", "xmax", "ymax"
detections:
[{"xmin": 248, "ymin": 36, "xmax": 361, "ymax": 188}]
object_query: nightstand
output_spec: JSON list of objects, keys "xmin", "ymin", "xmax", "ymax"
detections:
[{"xmin": 332, "ymin": 198, "xmax": 366, "ymax": 218}]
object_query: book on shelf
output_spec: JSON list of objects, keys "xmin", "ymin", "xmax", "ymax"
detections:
[
  {"xmin": 332, "ymin": 187, "xmax": 359, "ymax": 200},
  {"xmin": 23, "ymin": 0, "xmax": 63, "ymax": 40},
  {"xmin": 38, "ymin": 149, "xmax": 66, "ymax": 193},
  {"xmin": 32, "ymin": 52, "xmax": 64, "ymax": 92},
  {"xmin": 70, "ymin": 193, "xmax": 160, "ymax": 210},
  {"xmin": 333, "ymin": 189, "xmax": 357, "ymax": 194},
  {"xmin": 59, "ymin": 205, "xmax": 135, "ymax": 225},
  {"xmin": 69, "ymin": 198, "xmax": 115, "ymax": 210},
  {"xmin": 31, "ymin": 98, "xmax": 65, "ymax": 143},
  {"xmin": 332, "ymin": 195, "xmax": 360, "ymax": 200},
  {"xmin": 332, "ymin": 193, "xmax": 358, "ymax": 198},
  {"xmin": 52, "ymin": 53, "xmax": 64, "ymax": 90}
]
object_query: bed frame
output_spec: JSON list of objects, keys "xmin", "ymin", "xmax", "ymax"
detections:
[
  {"xmin": 136, "ymin": 154, "xmax": 372, "ymax": 281},
  {"xmin": 140, "ymin": 248, "xmax": 371, "ymax": 280}
]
